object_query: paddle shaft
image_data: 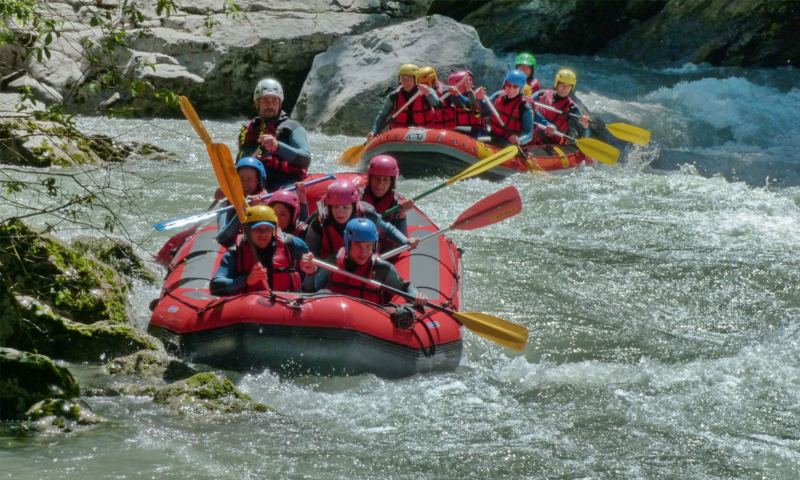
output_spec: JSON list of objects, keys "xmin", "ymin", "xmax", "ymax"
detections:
[
  {"xmin": 380, "ymin": 227, "xmax": 450, "ymax": 260},
  {"xmin": 153, "ymin": 174, "xmax": 335, "ymax": 231},
  {"xmin": 484, "ymin": 93, "xmax": 505, "ymax": 126},
  {"xmin": 311, "ymin": 258, "xmax": 453, "ymax": 316},
  {"xmin": 382, "ymin": 182, "xmax": 447, "ymax": 218},
  {"xmin": 533, "ymin": 101, "xmax": 597, "ymax": 123},
  {"xmin": 534, "ymin": 122, "xmax": 577, "ymax": 142}
]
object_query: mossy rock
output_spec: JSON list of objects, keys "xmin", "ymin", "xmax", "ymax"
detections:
[
  {"xmin": 16, "ymin": 296, "xmax": 161, "ymax": 362},
  {"xmin": 106, "ymin": 350, "xmax": 196, "ymax": 381},
  {"xmin": 0, "ymin": 269, "xmax": 27, "ymax": 349},
  {"xmin": 119, "ymin": 141, "xmax": 182, "ymax": 162},
  {"xmin": 0, "ymin": 219, "xmax": 129, "ymax": 324},
  {"xmin": 0, "ymin": 347, "xmax": 80, "ymax": 420},
  {"xmin": 22, "ymin": 398, "xmax": 107, "ymax": 433},
  {"xmin": 71, "ymin": 236, "xmax": 158, "ymax": 285},
  {"xmin": 153, "ymin": 373, "xmax": 274, "ymax": 415},
  {"xmin": 0, "ymin": 117, "xmax": 127, "ymax": 167}
]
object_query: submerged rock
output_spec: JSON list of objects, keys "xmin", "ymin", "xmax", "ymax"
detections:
[
  {"xmin": 153, "ymin": 373, "xmax": 274, "ymax": 415},
  {"xmin": 0, "ymin": 348, "xmax": 80, "ymax": 420},
  {"xmin": 293, "ymin": 15, "xmax": 505, "ymax": 135},
  {"xmin": 106, "ymin": 350, "xmax": 197, "ymax": 381},
  {"xmin": 21, "ymin": 398, "xmax": 107, "ymax": 433}
]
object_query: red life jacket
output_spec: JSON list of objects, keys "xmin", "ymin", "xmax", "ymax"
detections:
[
  {"xmin": 455, "ymin": 100, "xmax": 486, "ymax": 128},
  {"xmin": 391, "ymin": 88, "xmax": 431, "ymax": 129},
  {"xmin": 489, "ymin": 94, "xmax": 528, "ymax": 141},
  {"xmin": 538, "ymin": 89, "xmax": 573, "ymax": 134},
  {"xmin": 236, "ymin": 233, "xmax": 301, "ymax": 292},
  {"xmin": 238, "ymin": 116, "xmax": 308, "ymax": 179},
  {"xmin": 329, "ymin": 249, "xmax": 383, "ymax": 303},
  {"xmin": 434, "ymin": 105, "xmax": 457, "ymax": 130},
  {"xmin": 362, "ymin": 189, "xmax": 402, "ymax": 254},
  {"xmin": 527, "ymin": 78, "xmax": 542, "ymax": 95}
]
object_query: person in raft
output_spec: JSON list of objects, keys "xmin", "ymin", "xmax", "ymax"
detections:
[
  {"xmin": 418, "ymin": 66, "xmax": 446, "ymax": 97},
  {"xmin": 216, "ymin": 157, "xmax": 269, "ymax": 248},
  {"xmin": 211, "ymin": 205, "xmax": 309, "ymax": 295},
  {"xmin": 515, "ymin": 53, "xmax": 541, "ymax": 97},
  {"xmin": 439, "ymin": 70, "xmax": 489, "ymax": 137},
  {"xmin": 366, "ymin": 63, "xmax": 442, "ymax": 141},
  {"xmin": 361, "ymin": 155, "xmax": 415, "ymax": 252},
  {"xmin": 304, "ymin": 179, "xmax": 419, "ymax": 260},
  {"xmin": 300, "ymin": 218, "xmax": 428, "ymax": 306},
  {"xmin": 531, "ymin": 69, "xmax": 591, "ymax": 145},
  {"xmin": 267, "ymin": 184, "xmax": 309, "ymax": 238},
  {"xmin": 486, "ymin": 69, "xmax": 556, "ymax": 147},
  {"xmin": 237, "ymin": 78, "xmax": 311, "ymax": 192}
]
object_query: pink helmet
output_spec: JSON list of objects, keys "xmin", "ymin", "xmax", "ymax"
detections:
[
  {"xmin": 367, "ymin": 155, "xmax": 399, "ymax": 178},
  {"xmin": 325, "ymin": 179, "xmax": 360, "ymax": 206},
  {"xmin": 268, "ymin": 189, "xmax": 301, "ymax": 224},
  {"xmin": 448, "ymin": 70, "xmax": 473, "ymax": 94}
]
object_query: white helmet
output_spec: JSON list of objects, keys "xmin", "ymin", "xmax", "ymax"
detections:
[{"xmin": 253, "ymin": 78, "xmax": 284, "ymax": 101}]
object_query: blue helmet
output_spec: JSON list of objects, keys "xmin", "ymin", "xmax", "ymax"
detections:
[
  {"xmin": 343, "ymin": 218, "xmax": 379, "ymax": 255},
  {"xmin": 504, "ymin": 69, "xmax": 527, "ymax": 88},
  {"xmin": 235, "ymin": 157, "xmax": 267, "ymax": 190}
]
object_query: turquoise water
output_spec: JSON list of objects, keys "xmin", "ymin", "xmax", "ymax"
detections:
[{"xmin": 4, "ymin": 56, "xmax": 800, "ymax": 478}]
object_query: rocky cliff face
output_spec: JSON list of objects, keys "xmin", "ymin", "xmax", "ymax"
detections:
[
  {"xmin": 0, "ymin": 0, "xmax": 433, "ymax": 118},
  {"xmin": 601, "ymin": 0, "xmax": 800, "ymax": 68}
]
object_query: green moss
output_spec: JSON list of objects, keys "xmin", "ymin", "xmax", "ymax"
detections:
[
  {"xmin": 0, "ymin": 219, "xmax": 128, "ymax": 324},
  {"xmin": 0, "ymin": 348, "xmax": 80, "ymax": 420}
]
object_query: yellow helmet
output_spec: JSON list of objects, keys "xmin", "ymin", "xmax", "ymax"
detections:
[
  {"xmin": 245, "ymin": 205, "xmax": 277, "ymax": 229},
  {"xmin": 554, "ymin": 69, "xmax": 577, "ymax": 91},
  {"xmin": 398, "ymin": 63, "xmax": 420, "ymax": 85},
  {"xmin": 418, "ymin": 66, "xmax": 437, "ymax": 88}
]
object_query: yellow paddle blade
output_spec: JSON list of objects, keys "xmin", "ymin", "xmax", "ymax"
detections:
[
  {"xmin": 206, "ymin": 143, "xmax": 234, "ymax": 203},
  {"xmin": 210, "ymin": 143, "xmax": 248, "ymax": 223},
  {"xmin": 575, "ymin": 138, "xmax": 620, "ymax": 166},
  {"xmin": 606, "ymin": 123, "xmax": 651, "ymax": 146},
  {"xmin": 453, "ymin": 312, "xmax": 529, "ymax": 352},
  {"xmin": 179, "ymin": 96, "xmax": 212, "ymax": 146},
  {"xmin": 447, "ymin": 146, "xmax": 518, "ymax": 185},
  {"xmin": 337, "ymin": 143, "xmax": 367, "ymax": 167}
]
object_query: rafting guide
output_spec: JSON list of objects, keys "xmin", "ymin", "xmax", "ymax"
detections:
[{"xmin": 238, "ymin": 78, "xmax": 312, "ymax": 192}]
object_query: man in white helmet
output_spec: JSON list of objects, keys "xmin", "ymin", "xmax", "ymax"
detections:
[{"xmin": 238, "ymin": 78, "xmax": 312, "ymax": 192}]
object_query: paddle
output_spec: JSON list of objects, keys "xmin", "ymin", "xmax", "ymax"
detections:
[
  {"xmin": 210, "ymin": 142, "xmax": 270, "ymax": 293},
  {"xmin": 309, "ymin": 257, "xmax": 528, "ymax": 351},
  {"xmin": 380, "ymin": 185, "xmax": 522, "ymax": 260},
  {"xmin": 533, "ymin": 123, "xmax": 619, "ymax": 165},
  {"xmin": 155, "ymin": 199, "xmax": 219, "ymax": 264},
  {"xmin": 152, "ymin": 174, "xmax": 336, "ymax": 231},
  {"xmin": 381, "ymin": 145, "xmax": 518, "ymax": 217},
  {"xmin": 533, "ymin": 101, "xmax": 650, "ymax": 145},
  {"xmin": 338, "ymin": 88, "xmax": 423, "ymax": 167}
]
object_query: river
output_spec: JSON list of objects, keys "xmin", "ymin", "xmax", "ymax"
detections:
[{"xmin": 3, "ymin": 55, "xmax": 800, "ymax": 478}]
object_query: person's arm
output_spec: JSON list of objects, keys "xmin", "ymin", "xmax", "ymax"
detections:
[
  {"xmin": 275, "ymin": 126, "xmax": 311, "ymax": 170},
  {"xmin": 518, "ymin": 108, "xmax": 534, "ymax": 146},
  {"xmin": 304, "ymin": 223, "xmax": 322, "ymax": 257},
  {"xmin": 530, "ymin": 90, "xmax": 544, "ymax": 103},
  {"xmin": 210, "ymin": 251, "xmax": 247, "ymax": 296},
  {"xmin": 376, "ymin": 260, "xmax": 420, "ymax": 298},
  {"xmin": 371, "ymin": 96, "xmax": 394, "ymax": 134},
  {"xmin": 423, "ymin": 89, "xmax": 442, "ymax": 109},
  {"xmin": 568, "ymin": 103, "xmax": 590, "ymax": 138},
  {"xmin": 390, "ymin": 215, "xmax": 408, "ymax": 238},
  {"xmin": 300, "ymin": 256, "xmax": 330, "ymax": 292},
  {"xmin": 216, "ymin": 209, "xmax": 240, "ymax": 248},
  {"xmin": 297, "ymin": 203, "xmax": 309, "ymax": 223},
  {"xmin": 367, "ymin": 209, "xmax": 408, "ymax": 246}
]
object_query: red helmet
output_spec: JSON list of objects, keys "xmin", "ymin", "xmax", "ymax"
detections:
[
  {"xmin": 324, "ymin": 179, "xmax": 360, "ymax": 206},
  {"xmin": 448, "ymin": 70, "xmax": 473, "ymax": 94},
  {"xmin": 267, "ymin": 189, "xmax": 301, "ymax": 225},
  {"xmin": 367, "ymin": 155, "xmax": 399, "ymax": 178}
]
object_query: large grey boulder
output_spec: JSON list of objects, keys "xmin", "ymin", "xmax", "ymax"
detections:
[
  {"xmin": 0, "ymin": 0, "xmax": 434, "ymax": 117},
  {"xmin": 293, "ymin": 15, "xmax": 505, "ymax": 135}
]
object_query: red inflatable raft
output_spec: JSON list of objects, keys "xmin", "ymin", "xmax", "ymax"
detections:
[
  {"xmin": 362, "ymin": 127, "xmax": 594, "ymax": 179},
  {"xmin": 148, "ymin": 173, "xmax": 464, "ymax": 378}
]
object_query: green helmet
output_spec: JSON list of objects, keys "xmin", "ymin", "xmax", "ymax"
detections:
[{"xmin": 515, "ymin": 53, "xmax": 536, "ymax": 69}]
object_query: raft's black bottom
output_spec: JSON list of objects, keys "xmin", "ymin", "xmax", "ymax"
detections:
[{"xmin": 148, "ymin": 323, "xmax": 463, "ymax": 379}]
